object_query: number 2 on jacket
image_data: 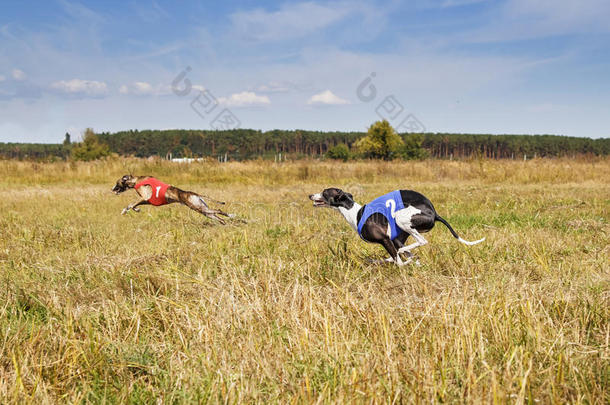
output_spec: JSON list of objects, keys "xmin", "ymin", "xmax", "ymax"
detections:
[{"xmin": 386, "ymin": 199, "xmax": 396, "ymax": 218}]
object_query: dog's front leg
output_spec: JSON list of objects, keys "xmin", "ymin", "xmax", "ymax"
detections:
[
  {"xmin": 368, "ymin": 257, "xmax": 395, "ymax": 265},
  {"xmin": 122, "ymin": 200, "xmax": 150, "ymax": 215},
  {"xmin": 380, "ymin": 238, "xmax": 409, "ymax": 267},
  {"xmin": 393, "ymin": 237, "xmax": 415, "ymax": 261},
  {"xmin": 130, "ymin": 200, "xmax": 151, "ymax": 212}
]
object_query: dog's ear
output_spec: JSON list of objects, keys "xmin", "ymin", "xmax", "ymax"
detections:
[{"xmin": 337, "ymin": 191, "xmax": 352, "ymax": 201}]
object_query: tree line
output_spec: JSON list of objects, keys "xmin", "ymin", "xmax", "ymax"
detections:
[{"xmin": 1, "ymin": 128, "xmax": 608, "ymax": 161}]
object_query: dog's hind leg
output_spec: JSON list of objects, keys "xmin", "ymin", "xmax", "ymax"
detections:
[
  {"xmin": 206, "ymin": 213, "xmax": 226, "ymax": 225},
  {"xmin": 396, "ymin": 229, "xmax": 428, "ymax": 255},
  {"xmin": 185, "ymin": 194, "xmax": 230, "ymax": 224},
  {"xmin": 196, "ymin": 196, "xmax": 235, "ymax": 220},
  {"xmin": 200, "ymin": 207, "xmax": 230, "ymax": 224},
  {"xmin": 395, "ymin": 210, "xmax": 434, "ymax": 255},
  {"xmin": 199, "ymin": 204, "xmax": 231, "ymax": 224}
]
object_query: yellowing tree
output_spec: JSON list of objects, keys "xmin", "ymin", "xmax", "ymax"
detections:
[
  {"xmin": 71, "ymin": 128, "xmax": 111, "ymax": 161},
  {"xmin": 355, "ymin": 120, "xmax": 403, "ymax": 160}
]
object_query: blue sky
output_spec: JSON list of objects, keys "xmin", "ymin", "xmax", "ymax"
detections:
[{"xmin": 1, "ymin": 0, "xmax": 609, "ymax": 143}]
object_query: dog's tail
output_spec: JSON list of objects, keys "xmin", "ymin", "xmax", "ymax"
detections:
[{"xmin": 435, "ymin": 215, "xmax": 485, "ymax": 246}]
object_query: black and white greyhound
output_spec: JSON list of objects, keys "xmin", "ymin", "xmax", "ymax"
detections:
[{"xmin": 309, "ymin": 188, "xmax": 484, "ymax": 266}]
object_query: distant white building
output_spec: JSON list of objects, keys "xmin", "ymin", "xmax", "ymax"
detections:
[{"xmin": 171, "ymin": 157, "xmax": 204, "ymax": 163}]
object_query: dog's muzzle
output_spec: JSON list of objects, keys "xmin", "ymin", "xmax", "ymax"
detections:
[{"xmin": 309, "ymin": 194, "xmax": 328, "ymax": 207}]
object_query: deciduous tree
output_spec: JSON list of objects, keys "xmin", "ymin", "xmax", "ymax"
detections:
[{"xmin": 354, "ymin": 120, "xmax": 403, "ymax": 160}]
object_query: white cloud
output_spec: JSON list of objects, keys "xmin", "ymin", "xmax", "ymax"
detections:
[
  {"xmin": 50, "ymin": 79, "xmax": 108, "ymax": 96},
  {"xmin": 12, "ymin": 69, "xmax": 26, "ymax": 81},
  {"xmin": 119, "ymin": 82, "xmax": 206, "ymax": 96},
  {"xmin": 307, "ymin": 90, "xmax": 349, "ymax": 105},
  {"xmin": 131, "ymin": 81, "xmax": 154, "ymax": 95},
  {"xmin": 0, "ymin": 75, "xmax": 5, "ymax": 82},
  {"xmin": 218, "ymin": 91, "xmax": 270, "ymax": 107},
  {"xmin": 252, "ymin": 81, "xmax": 299, "ymax": 93},
  {"xmin": 119, "ymin": 81, "xmax": 175, "ymax": 96}
]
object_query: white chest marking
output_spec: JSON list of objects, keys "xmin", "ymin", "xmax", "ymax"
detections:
[
  {"xmin": 137, "ymin": 185, "xmax": 153, "ymax": 200},
  {"xmin": 337, "ymin": 203, "xmax": 362, "ymax": 231}
]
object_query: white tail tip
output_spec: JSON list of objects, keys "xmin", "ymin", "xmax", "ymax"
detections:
[{"xmin": 458, "ymin": 237, "xmax": 485, "ymax": 246}]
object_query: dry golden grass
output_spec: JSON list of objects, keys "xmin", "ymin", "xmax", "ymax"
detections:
[{"xmin": 0, "ymin": 158, "xmax": 608, "ymax": 403}]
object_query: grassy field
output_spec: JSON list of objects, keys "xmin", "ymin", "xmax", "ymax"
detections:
[{"xmin": 0, "ymin": 158, "xmax": 608, "ymax": 403}]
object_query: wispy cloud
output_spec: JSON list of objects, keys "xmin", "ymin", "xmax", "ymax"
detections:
[
  {"xmin": 119, "ymin": 82, "xmax": 173, "ymax": 96},
  {"xmin": 1, "ymin": 1, "xmax": 608, "ymax": 141},
  {"xmin": 58, "ymin": 0, "xmax": 106, "ymax": 24},
  {"xmin": 508, "ymin": 0, "xmax": 610, "ymax": 31},
  {"xmin": 229, "ymin": 1, "xmax": 372, "ymax": 42},
  {"xmin": 461, "ymin": 0, "xmax": 610, "ymax": 42},
  {"xmin": 131, "ymin": 0, "xmax": 170, "ymax": 23},
  {"xmin": 50, "ymin": 79, "xmax": 108, "ymax": 97},
  {"xmin": 440, "ymin": 0, "xmax": 489, "ymax": 8},
  {"xmin": 251, "ymin": 81, "xmax": 300, "ymax": 94},
  {"xmin": 0, "ymin": 70, "xmax": 42, "ymax": 100},
  {"xmin": 219, "ymin": 91, "xmax": 271, "ymax": 107}
]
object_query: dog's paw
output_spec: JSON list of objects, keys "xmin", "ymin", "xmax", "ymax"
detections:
[
  {"xmin": 121, "ymin": 208, "xmax": 128, "ymax": 215},
  {"xmin": 133, "ymin": 207, "xmax": 140, "ymax": 212}
]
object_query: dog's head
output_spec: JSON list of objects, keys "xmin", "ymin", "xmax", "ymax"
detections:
[
  {"xmin": 309, "ymin": 188, "xmax": 354, "ymax": 209},
  {"xmin": 112, "ymin": 174, "xmax": 135, "ymax": 194}
]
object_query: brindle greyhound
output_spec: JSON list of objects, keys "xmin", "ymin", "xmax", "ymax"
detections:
[{"xmin": 112, "ymin": 174, "xmax": 232, "ymax": 224}]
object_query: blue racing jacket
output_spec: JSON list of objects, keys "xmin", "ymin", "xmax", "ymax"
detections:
[{"xmin": 357, "ymin": 190, "xmax": 405, "ymax": 240}]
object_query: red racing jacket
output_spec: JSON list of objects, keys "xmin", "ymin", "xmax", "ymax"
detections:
[{"xmin": 135, "ymin": 177, "xmax": 170, "ymax": 206}]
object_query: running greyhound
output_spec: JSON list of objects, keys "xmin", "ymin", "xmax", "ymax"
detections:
[
  {"xmin": 309, "ymin": 188, "xmax": 484, "ymax": 266},
  {"xmin": 112, "ymin": 175, "xmax": 232, "ymax": 224}
]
